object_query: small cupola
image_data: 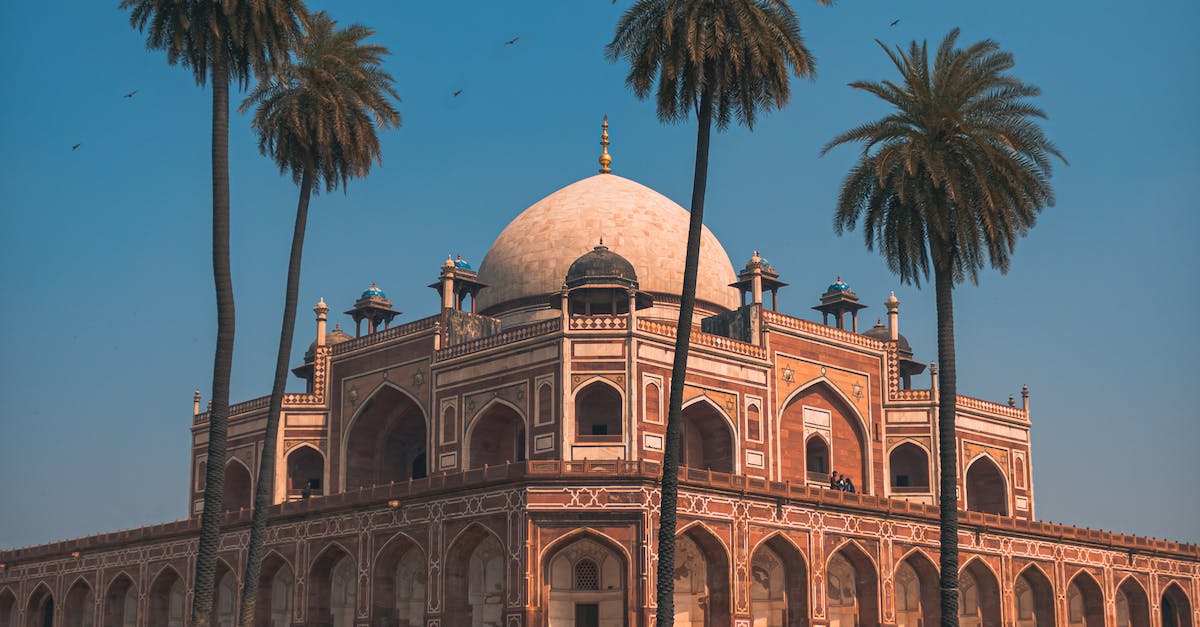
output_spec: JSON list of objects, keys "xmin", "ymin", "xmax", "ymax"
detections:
[
  {"xmin": 430, "ymin": 254, "xmax": 488, "ymax": 313},
  {"xmin": 812, "ymin": 276, "xmax": 868, "ymax": 332},
  {"xmin": 730, "ymin": 251, "xmax": 788, "ymax": 310},
  {"xmin": 344, "ymin": 282, "xmax": 401, "ymax": 336},
  {"xmin": 554, "ymin": 242, "xmax": 652, "ymax": 314}
]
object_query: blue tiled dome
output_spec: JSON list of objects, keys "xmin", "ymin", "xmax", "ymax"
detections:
[
  {"xmin": 828, "ymin": 277, "xmax": 850, "ymax": 292},
  {"xmin": 453, "ymin": 255, "xmax": 473, "ymax": 270},
  {"xmin": 361, "ymin": 283, "xmax": 386, "ymax": 299}
]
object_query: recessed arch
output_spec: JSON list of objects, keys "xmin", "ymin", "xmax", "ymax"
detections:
[
  {"xmin": 543, "ymin": 529, "xmax": 629, "ymax": 627},
  {"xmin": 1066, "ymin": 570, "xmax": 1104, "ymax": 627},
  {"xmin": 674, "ymin": 521, "xmax": 732, "ymax": 626},
  {"xmin": 212, "ymin": 558, "xmax": 238, "ymax": 627},
  {"xmin": 804, "ymin": 433, "xmax": 830, "ymax": 476},
  {"xmin": 1160, "ymin": 581, "xmax": 1192, "ymax": 627},
  {"xmin": 307, "ymin": 542, "xmax": 357, "ymax": 627},
  {"xmin": 826, "ymin": 540, "xmax": 879, "ymax": 627},
  {"xmin": 964, "ymin": 454, "xmax": 1009, "ymax": 516},
  {"xmin": 680, "ymin": 396, "xmax": 738, "ymax": 474},
  {"xmin": 147, "ymin": 565, "xmax": 186, "ymax": 627},
  {"xmin": 779, "ymin": 378, "xmax": 871, "ymax": 491},
  {"xmin": 889, "ymin": 441, "xmax": 931, "ymax": 491},
  {"xmin": 1115, "ymin": 575, "xmax": 1150, "ymax": 627},
  {"xmin": 343, "ymin": 383, "xmax": 429, "ymax": 489},
  {"xmin": 572, "ymin": 378, "xmax": 624, "ymax": 438},
  {"xmin": 63, "ymin": 576, "xmax": 94, "ymax": 627},
  {"xmin": 255, "ymin": 551, "xmax": 294, "ymax": 627},
  {"xmin": 895, "ymin": 548, "xmax": 940, "ymax": 627},
  {"xmin": 959, "ymin": 557, "xmax": 1001, "ymax": 626},
  {"xmin": 103, "ymin": 572, "xmax": 138, "ymax": 627},
  {"xmin": 465, "ymin": 398, "xmax": 527, "ymax": 469},
  {"xmin": 372, "ymin": 531, "xmax": 427, "ymax": 627},
  {"xmin": 750, "ymin": 532, "xmax": 809, "ymax": 627},
  {"xmin": 444, "ymin": 522, "xmax": 507, "ymax": 627},
  {"xmin": 0, "ymin": 586, "xmax": 16, "ymax": 627},
  {"xmin": 25, "ymin": 582, "xmax": 53, "ymax": 627},
  {"xmin": 224, "ymin": 457, "xmax": 253, "ymax": 512},
  {"xmin": 284, "ymin": 444, "xmax": 324, "ymax": 499},
  {"xmin": 539, "ymin": 528, "xmax": 635, "ymax": 570},
  {"xmin": 1015, "ymin": 562, "xmax": 1055, "ymax": 627}
]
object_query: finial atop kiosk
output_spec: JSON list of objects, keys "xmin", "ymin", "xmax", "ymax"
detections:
[{"xmin": 599, "ymin": 115, "xmax": 613, "ymax": 174}]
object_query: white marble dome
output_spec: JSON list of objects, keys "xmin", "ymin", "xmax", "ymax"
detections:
[{"xmin": 476, "ymin": 174, "xmax": 740, "ymax": 318}]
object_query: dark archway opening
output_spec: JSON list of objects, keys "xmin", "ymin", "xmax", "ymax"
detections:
[
  {"xmin": 805, "ymin": 436, "xmax": 829, "ymax": 478},
  {"xmin": 575, "ymin": 383, "xmax": 623, "ymax": 439},
  {"xmin": 467, "ymin": 404, "xmax": 526, "ymax": 469},
  {"xmin": 286, "ymin": 446, "xmax": 324, "ymax": 499},
  {"xmin": 889, "ymin": 443, "xmax": 930, "ymax": 491},
  {"xmin": 1015, "ymin": 565, "xmax": 1055, "ymax": 627},
  {"xmin": 103, "ymin": 575, "xmax": 137, "ymax": 627},
  {"xmin": 1116, "ymin": 577, "xmax": 1151, "ymax": 627},
  {"xmin": 345, "ymin": 386, "xmax": 427, "ymax": 489},
  {"xmin": 896, "ymin": 552, "xmax": 940, "ymax": 627},
  {"xmin": 965, "ymin": 457, "xmax": 1008, "ymax": 516},
  {"xmin": 680, "ymin": 401, "xmax": 735, "ymax": 474},
  {"xmin": 224, "ymin": 461, "xmax": 253, "ymax": 512},
  {"xmin": 1161, "ymin": 583, "xmax": 1193, "ymax": 627}
]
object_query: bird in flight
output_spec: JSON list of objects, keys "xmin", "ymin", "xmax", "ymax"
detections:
[
  {"xmin": 504, "ymin": 36, "xmax": 519, "ymax": 46},
  {"xmin": 890, "ymin": 19, "xmax": 900, "ymax": 27},
  {"xmin": 453, "ymin": 89, "xmax": 464, "ymax": 97},
  {"xmin": 71, "ymin": 143, "xmax": 81, "ymax": 151},
  {"xmin": 123, "ymin": 90, "xmax": 138, "ymax": 99}
]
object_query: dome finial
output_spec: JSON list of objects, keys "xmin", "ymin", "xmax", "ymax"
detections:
[{"xmin": 598, "ymin": 114, "xmax": 613, "ymax": 174}]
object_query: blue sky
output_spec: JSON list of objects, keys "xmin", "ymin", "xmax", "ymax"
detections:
[{"xmin": 0, "ymin": 0, "xmax": 1197, "ymax": 548}]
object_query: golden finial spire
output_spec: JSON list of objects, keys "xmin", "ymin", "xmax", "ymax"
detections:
[{"xmin": 598, "ymin": 115, "xmax": 613, "ymax": 174}]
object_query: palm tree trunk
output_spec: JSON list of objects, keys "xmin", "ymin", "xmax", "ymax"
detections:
[
  {"xmin": 655, "ymin": 88, "xmax": 713, "ymax": 627},
  {"xmin": 934, "ymin": 261, "xmax": 960, "ymax": 626},
  {"xmin": 193, "ymin": 53, "xmax": 235, "ymax": 627},
  {"xmin": 238, "ymin": 170, "xmax": 314, "ymax": 626}
]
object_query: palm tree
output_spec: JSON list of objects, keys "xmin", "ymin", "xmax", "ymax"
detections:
[
  {"xmin": 606, "ymin": 1, "xmax": 824, "ymax": 623},
  {"xmin": 822, "ymin": 29, "xmax": 1063, "ymax": 624},
  {"xmin": 235, "ymin": 12, "xmax": 399, "ymax": 625},
  {"xmin": 120, "ymin": 1, "xmax": 308, "ymax": 624}
]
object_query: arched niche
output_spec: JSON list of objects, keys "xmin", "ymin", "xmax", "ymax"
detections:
[
  {"xmin": 895, "ymin": 550, "xmax": 939, "ymax": 627},
  {"xmin": 25, "ymin": 583, "xmax": 53, "ymax": 627},
  {"xmin": 0, "ymin": 587, "xmax": 16, "ymax": 627},
  {"xmin": 805, "ymin": 435, "xmax": 829, "ymax": 476},
  {"xmin": 545, "ymin": 533, "xmax": 627, "ymax": 627},
  {"xmin": 344, "ymin": 384, "xmax": 428, "ymax": 489},
  {"xmin": 780, "ymin": 382, "xmax": 869, "ymax": 491},
  {"xmin": 1066, "ymin": 571, "xmax": 1105, "ymax": 627},
  {"xmin": 102, "ymin": 573, "xmax": 137, "ymax": 627},
  {"xmin": 750, "ymin": 534, "xmax": 808, "ymax": 627},
  {"xmin": 307, "ymin": 544, "xmax": 357, "ymax": 627},
  {"xmin": 1160, "ymin": 582, "xmax": 1192, "ymax": 627},
  {"xmin": 466, "ymin": 401, "xmax": 526, "ymax": 469},
  {"xmin": 1115, "ymin": 576, "xmax": 1150, "ymax": 627},
  {"xmin": 964, "ymin": 456, "xmax": 1008, "ymax": 516},
  {"xmin": 674, "ymin": 524, "xmax": 731, "ymax": 626},
  {"xmin": 1014, "ymin": 564, "xmax": 1055, "ymax": 627},
  {"xmin": 889, "ymin": 442, "xmax": 930, "ymax": 491},
  {"xmin": 63, "ymin": 578, "xmax": 94, "ymax": 627},
  {"xmin": 285, "ymin": 445, "xmax": 324, "ymax": 499},
  {"xmin": 575, "ymin": 381, "xmax": 623, "ymax": 439},
  {"xmin": 958, "ymin": 558, "xmax": 1001, "ymax": 627},
  {"xmin": 224, "ymin": 459, "xmax": 253, "ymax": 512},
  {"xmin": 444, "ymin": 525, "xmax": 507, "ymax": 627},
  {"xmin": 147, "ymin": 567, "xmax": 185, "ymax": 627},
  {"xmin": 680, "ymin": 399, "xmax": 736, "ymax": 474},
  {"xmin": 644, "ymin": 381, "xmax": 661, "ymax": 424},
  {"xmin": 254, "ymin": 552, "xmax": 294, "ymax": 627},
  {"xmin": 371, "ymin": 532, "xmax": 426, "ymax": 627},
  {"xmin": 212, "ymin": 560, "xmax": 238, "ymax": 627},
  {"xmin": 826, "ymin": 542, "xmax": 879, "ymax": 627}
]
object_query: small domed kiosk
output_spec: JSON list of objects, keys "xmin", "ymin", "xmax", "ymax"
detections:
[{"xmin": 554, "ymin": 242, "xmax": 653, "ymax": 315}]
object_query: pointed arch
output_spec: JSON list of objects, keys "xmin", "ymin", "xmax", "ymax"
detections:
[
  {"xmin": 1066, "ymin": 570, "xmax": 1104, "ymax": 627},
  {"xmin": 224, "ymin": 457, "xmax": 253, "ymax": 512},
  {"xmin": 25, "ymin": 582, "xmax": 53, "ymax": 627},
  {"xmin": 543, "ymin": 529, "xmax": 629, "ymax": 627},
  {"xmin": 572, "ymin": 378, "xmax": 625, "ymax": 438},
  {"xmin": 307, "ymin": 542, "xmax": 357, "ymax": 627},
  {"xmin": 63, "ymin": 576, "xmax": 94, "ymax": 627},
  {"xmin": 0, "ymin": 586, "xmax": 15, "ymax": 627},
  {"xmin": 826, "ymin": 540, "xmax": 880, "ymax": 627},
  {"xmin": 372, "ymin": 531, "xmax": 427, "ymax": 627},
  {"xmin": 213, "ymin": 557, "xmax": 238, "ymax": 627},
  {"xmin": 540, "ymin": 528, "xmax": 634, "ymax": 569},
  {"xmin": 1015, "ymin": 562, "xmax": 1055, "ymax": 627},
  {"xmin": 805, "ymin": 433, "xmax": 830, "ymax": 476},
  {"xmin": 750, "ymin": 532, "xmax": 809, "ymax": 627},
  {"xmin": 444, "ymin": 521, "xmax": 507, "ymax": 627},
  {"xmin": 680, "ymin": 395, "xmax": 738, "ymax": 474},
  {"xmin": 102, "ymin": 572, "xmax": 138, "ymax": 627},
  {"xmin": 255, "ymin": 551, "xmax": 294, "ymax": 627},
  {"xmin": 147, "ymin": 564, "xmax": 185, "ymax": 627},
  {"xmin": 895, "ymin": 548, "xmax": 939, "ymax": 627},
  {"xmin": 779, "ymin": 378, "xmax": 871, "ymax": 491},
  {"xmin": 674, "ymin": 521, "xmax": 732, "ymax": 626},
  {"xmin": 959, "ymin": 557, "xmax": 1001, "ymax": 626},
  {"xmin": 465, "ymin": 398, "xmax": 527, "ymax": 469},
  {"xmin": 343, "ymin": 382, "xmax": 429, "ymax": 489},
  {"xmin": 284, "ymin": 443, "xmax": 325, "ymax": 499},
  {"xmin": 1115, "ymin": 575, "xmax": 1150, "ymax": 627},
  {"xmin": 1160, "ymin": 581, "xmax": 1192, "ymax": 627},
  {"xmin": 889, "ymin": 441, "xmax": 931, "ymax": 491},
  {"xmin": 964, "ymin": 454, "xmax": 1009, "ymax": 516}
]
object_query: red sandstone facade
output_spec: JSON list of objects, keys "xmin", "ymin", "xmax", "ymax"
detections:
[{"xmin": 1, "ymin": 173, "xmax": 1196, "ymax": 627}]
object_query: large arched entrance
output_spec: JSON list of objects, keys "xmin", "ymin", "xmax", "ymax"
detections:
[
  {"xmin": 680, "ymin": 401, "xmax": 735, "ymax": 474},
  {"xmin": 1067, "ymin": 571, "xmax": 1104, "ymax": 627},
  {"xmin": 372, "ymin": 533, "xmax": 426, "ymax": 627},
  {"xmin": 213, "ymin": 561, "xmax": 238, "ymax": 627},
  {"xmin": 749, "ymin": 535, "xmax": 807, "ymax": 627},
  {"xmin": 895, "ymin": 551, "xmax": 939, "ymax": 627},
  {"xmin": 889, "ymin": 443, "xmax": 930, "ymax": 492},
  {"xmin": 1014, "ymin": 564, "xmax": 1055, "ymax": 627},
  {"xmin": 964, "ymin": 457, "xmax": 1008, "ymax": 516},
  {"xmin": 146, "ymin": 567, "xmax": 185, "ymax": 627},
  {"xmin": 780, "ymin": 384, "xmax": 868, "ymax": 490},
  {"xmin": 1161, "ymin": 582, "xmax": 1193, "ymax": 627},
  {"xmin": 575, "ymin": 382, "xmax": 623, "ymax": 438},
  {"xmin": 254, "ymin": 553, "xmax": 294, "ymax": 627},
  {"xmin": 0, "ymin": 588, "xmax": 16, "ymax": 627},
  {"xmin": 826, "ymin": 543, "xmax": 878, "ymax": 627},
  {"xmin": 545, "ymin": 533, "xmax": 626, "ymax": 627},
  {"xmin": 25, "ymin": 584, "xmax": 53, "ymax": 627},
  {"xmin": 308, "ymin": 545, "xmax": 357, "ymax": 627},
  {"xmin": 444, "ymin": 525, "xmax": 507, "ymax": 626},
  {"xmin": 959, "ymin": 558, "xmax": 1001, "ymax": 627},
  {"xmin": 344, "ymin": 386, "xmax": 428, "ymax": 488},
  {"xmin": 1115, "ymin": 577, "xmax": 1150, "ymax": 627},
  {"xmin": 467, "ymin": 403, "xmax": 526, "ymax": 469},
  {"xmin": 224, "ymin": 460, "xmax": 253, "ymax": 512},
  {"xmin": 674, "ymin": 525, "xmax": 731, "ymax": 627},
  {"xmin": 63, "ymin": 579, "xmax": 93, "ymax": 627},
  {"xmin": 285, "ymin": 446, "xmax": 324, "ymax": 499},
  {"xmin": 102, "ymin": 574, "xmax": 137, "ymax": 627}
]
